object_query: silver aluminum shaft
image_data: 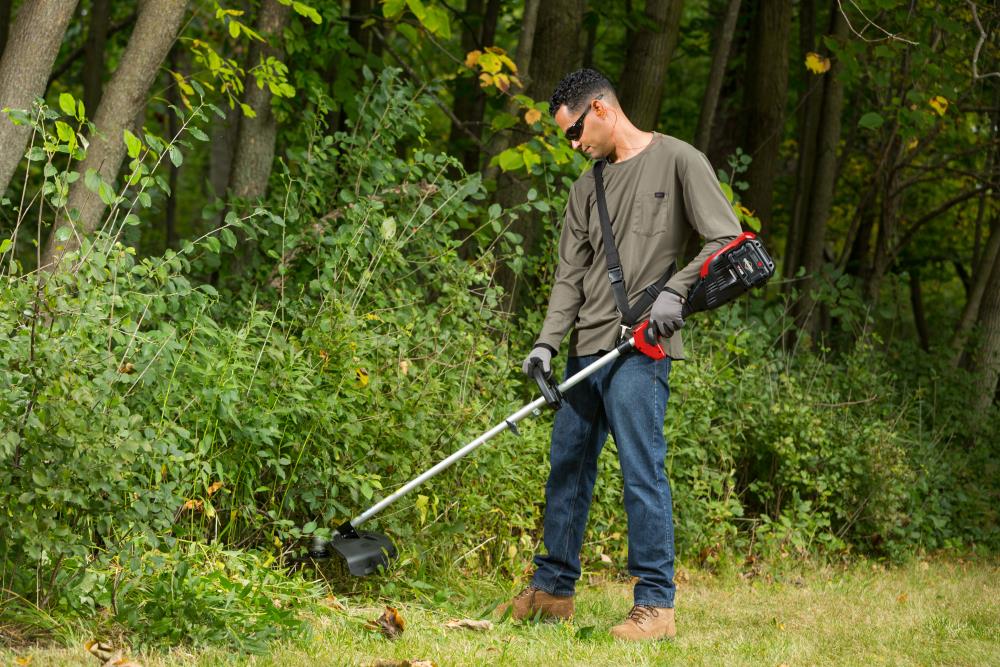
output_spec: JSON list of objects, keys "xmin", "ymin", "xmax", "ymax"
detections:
[{"xmin": 346, "ymin": 338, "xmax": 633, "ymax": 532}]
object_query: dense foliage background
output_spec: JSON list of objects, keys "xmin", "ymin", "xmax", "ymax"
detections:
[{"xmin": 0, "ymin": 0, "xmax": 996, "ymax": 651}]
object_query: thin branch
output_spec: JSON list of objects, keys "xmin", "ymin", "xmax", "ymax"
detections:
[
  {"xmin": 891, "ymin": 186, "xmax": 989, "ymax": 263},
  {"xmin": 837, "ymin": 0, "xmax": 918, "ymax": 45},
  {"xmin": 372, "ymin": 27, "xmax": 487, "ymax": 151},
  {"xmin": 968, "ymin": 0, "xmax": 1000, "ymax": 80}
]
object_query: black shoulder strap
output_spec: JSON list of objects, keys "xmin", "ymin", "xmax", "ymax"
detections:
[{"xmin": 593, "ymin": 159, "xmax": 677, "ymax": 326}]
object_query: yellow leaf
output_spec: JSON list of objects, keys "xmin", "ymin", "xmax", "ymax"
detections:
[
  {"xmin": 906, "ymin": 137, "xmax": 919, "ymax": 150},
  {"xmin": 14, "ymin": 656, "xmax": 32, "ymax": 666},
  {"xmin": 207, "ymin": 481, "xmax": 223, "ymax": 496},
  {"xmin": 479, "ymin": 72, "xmax": 493, "ymax": 88},
  {"xmin": 355, "ymin": 367, "xmax": 369, "ymax": 387},
  {"xmin": 485, "ymin": 45, "xmax": 505, "ymax": 55},
  {"xmin": 464, "ymin": 49, "xmax": 482, "ymax": 68},
  {"xmin": 524, "ymin": 108, "xmax": 542, "ymax": 125},
  {"xmin": 737, "ymin": 204, "xmax": 754, "ymax": 218},
  {"xmin": 929, "ymin": 95, "xmax": 948, "ymax": 116},
  {"xmin": 805, "ymin": 52, "xmax": 831, "ymax": 74},
  {"xmin": 493, "ymin": 73, "xmax": 510, "ymax": 93}
]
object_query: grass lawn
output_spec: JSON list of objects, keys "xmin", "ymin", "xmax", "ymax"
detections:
[{"xmin": 5, "ymin": 556, "xmax": 998, "ymax": 666}]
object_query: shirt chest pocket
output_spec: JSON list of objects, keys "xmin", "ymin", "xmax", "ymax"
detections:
[{"xmin": 630, "ymin": 191, "xmax": 670, "ymax": 236}]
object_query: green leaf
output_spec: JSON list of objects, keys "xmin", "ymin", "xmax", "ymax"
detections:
[
  {"xmin": 383, "ymin": 0, "xmax": 405, "ymax": 18},
  {"xmin": 720, "ymin": 181, "xmax": 735, "ymax": 204},
  {"xmin": 55, "ymin": 225, "xmax": 72, "ymax": 241},
  {"xmin": 291, "ymin": 1, "xmax": 322, "ymax": 23},
  {"xmin": 228, "ymin": 19, "xmax": 240, "ymax": 38},
  {"xmin": 405, "ymin": 0, "xmax": 426, "ymax": 20},
  {"xmin": 488, "ymin": 203, "xmax": 501, "ymax": 218},
  {"xmin": 497, "ymin": 148, "xmax": 524, "ymax": 172},
  {"xmin": 25, "ymin": 147, "xmax": 46, "ymax": 161},
  {"xmin": 58, "ymin": 93, "xmax": 76, "ymax": 117},
  {"xmin": 98, "ymin": 181, "xmax": 116, "ymax": 205},
  {"xmin": 220, "ymin": 227, "xmax": 237, "ymax": 248},
  {"xmin": 188, "ymin": 127, "xmax": 209, "ymax": 141},
  {"xmin": 168, "ymin": 146, "xmax": 183, "ymax": 167},
  {"xmin": 124, "ymin": 213, "xmax": 141, "ymax": 226},
  {"xmin": 124, "ymin": 129, "xmax": 142, "ymax": 159},
  {"xmin": 0, "ymin": 238, "xmax": 11, "ymax": 254},
  {"xmin": 858, "ymin": 112, "xmax": 884, "ymax": 130},
  {"xmin": 55, "ymin": 121, "xmax": 75, "ymax": 143},
  {"xmin": 85, "ymin": 169, "xmax": 101, "ymax": 194},
  {"xmin": 422, "ymin": 5, "xmax": 451, "ymax": 38}
]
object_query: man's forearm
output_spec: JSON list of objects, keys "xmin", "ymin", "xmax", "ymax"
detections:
[{"xmin": 664, "ymin": 236, "xmax": 737, "ymax": 297}]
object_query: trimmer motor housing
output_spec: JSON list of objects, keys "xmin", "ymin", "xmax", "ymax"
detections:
[{"xmin": 685, "ymin": 232, "xmax": 774, "ymax": 316}]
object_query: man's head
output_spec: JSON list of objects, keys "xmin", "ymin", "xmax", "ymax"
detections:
[{"xmin": 549, "ymin": 68, "xmax": 620, "ymax": 159}]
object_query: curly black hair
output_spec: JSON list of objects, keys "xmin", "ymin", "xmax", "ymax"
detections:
[{"xmin": 548, "ymin": 68, "xmax": 617, "ymax": 117}]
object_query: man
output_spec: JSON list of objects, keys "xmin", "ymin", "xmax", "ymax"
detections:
[{"xmin": 505, "ymin": 68, "xmax": 741, "ymax": 641}]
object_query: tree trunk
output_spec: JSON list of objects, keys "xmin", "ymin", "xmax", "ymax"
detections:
[
  {"xmin": 493, "ymin": 0, "xmax": 582, "ymax": 312},
  {"xmin": 0, "ymin": 0, "xmax": 80, "ymax": 196},
  {"xmin": 227, "ymin": 0, "xmax": 292, "ymax": 273},
  {"xmin": 784, "ymin": 0, "xmax": 822, "ymax": 282},
  {"xmin": 42, "ymin": 0, "xmax": 188, "ymax": 270},
  {"xmin": 740, "ymin": 0, "xmax": 792, "ymax": 237},
  {"xmin": 952, "ymin": 216, "xmax": 1000, "ymax": 366},
  {"xmin": 83, "ymin": 0, "xmax": 112, "ymax": 116},
  {"xmin": 618, "ymin": 0, "xmax": 684, "ymax": 131},
  {"xmin": 789, "ymin": 6, "xmax": 846, "ymax": 337},
  {"xmin": 909, "ymin": 269, "xmax": 929, "ymax": 351},
  {"xmin": 971, "ymin": 246, "xmax": 1000, "ymax": 413},
  {"xmin": 695, "ymin": 0, "xmax": 741, "ymax": 153},
  {"xmin": 447, "ymin": 0, "xmax": 500, "ymax": 173}
]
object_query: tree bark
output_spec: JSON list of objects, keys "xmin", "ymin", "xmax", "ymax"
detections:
[
  {"xmin": 0, "ymin": 0, "xmax": 80, "ymax": 195},
  {"xmin": 618, "ymin": 0, "xmax": 684, "ymax": 131},
  {"xmin": 42, "ymin": 0, "xmax": 188, "ymax": 270},
  {"xmin": 971, "ymin": 244, "xmax": 1000, "ymax": 413},
  {"xmin": 784, "ymin": 0, "xmax": 822, "ymax": 282},
  {"xmin": 740, "ymin": 0, "xmax": 792, "ymax": 237},
  {"xmin": 952, "ymin": 216, "xmax": 1000, "ymax": 366},
  {"xmin": 909, "ymin": 269, "xmax": 929, "ymax": 351},
  {"xmin": 227, "ymin": 0, "xmax": 292, "ymax": 273},
  {"xmin": 789, "ymin": 6, "xmax": 846, "ymax": 337},
  {"xmin": 83, "ymin": 0, "xmax": 112, "ymax": 116},
  {"xmin": 695, "ymin": 0, "xmax": 741, "ymax": 153},
  {"xmin": 493, "ymin": 0, "xmax": 582, "ymax": 312}
]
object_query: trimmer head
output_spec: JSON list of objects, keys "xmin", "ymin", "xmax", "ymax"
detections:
[{"xmin": 308, "ymin": 523, "xmax": 398, "ymax": 576}]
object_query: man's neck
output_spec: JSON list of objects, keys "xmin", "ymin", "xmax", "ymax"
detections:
[{"xmin": 609, "ymin": 126, "xmax": 654, "ymax": 164}]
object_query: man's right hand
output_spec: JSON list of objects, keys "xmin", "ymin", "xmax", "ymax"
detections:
[{"xmin": 522, "ymin": 345, "xmax": 553, "ymax": 378}]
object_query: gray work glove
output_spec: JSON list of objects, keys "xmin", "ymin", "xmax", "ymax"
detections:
[
  {"xmin": 522, "ymin": 345, "xmax": 553, "ymax": 378},
  {"xmin": 649, "ymin": 288, "xmax": 686, "ymax": 338}
]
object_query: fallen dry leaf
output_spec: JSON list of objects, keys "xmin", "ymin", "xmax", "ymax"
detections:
[
  {"xmin": 444, "ymin": 618, "xmax": 493, "ymax": 632},
  {"xmin": 85, "ymin": 641, "xmax": 143, "ymax": 667},
  {"xmin": 897, "ymin": 592, "xmax": 908, "ymax": 604},
  {"xmin": 369, "ymin": 606, "xmax": 406, "ymax": 639},
  {"xmin": 371, "ymin": 660, "xmax": 436, "ymax": 667}
]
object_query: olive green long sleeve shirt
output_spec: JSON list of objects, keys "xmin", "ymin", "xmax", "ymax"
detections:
[{"xmin": 536, "ymin": 133, "xmax": 742, "ymax": 359}]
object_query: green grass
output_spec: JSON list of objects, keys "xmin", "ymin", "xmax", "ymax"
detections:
[{"xmin": 4, "ymin": 557, "xmax": 998, "ymax": 666}]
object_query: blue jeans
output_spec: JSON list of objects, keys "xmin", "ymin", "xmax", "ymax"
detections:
[{"xmin": 531, "ymin": 352, "xmax": 675, "ymax": 608}]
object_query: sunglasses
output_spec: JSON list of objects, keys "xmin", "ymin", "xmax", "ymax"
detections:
[{"xmin": 564, "ymin": 94, "xmax": 603, "ymax": 142}]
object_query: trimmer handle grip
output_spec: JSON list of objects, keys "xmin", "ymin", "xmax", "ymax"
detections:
[{"xmin": 529, "ymin": 358, "xmax": 563, "ymax": 410}]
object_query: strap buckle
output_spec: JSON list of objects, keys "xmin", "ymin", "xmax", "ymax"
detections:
[
  {"xmin": 608, "ymin": 265, "xmax": 624, "ymax": 285},
  {"xmin": 618, "ymin": 324, "xmax": 631, "ymax": 345}
]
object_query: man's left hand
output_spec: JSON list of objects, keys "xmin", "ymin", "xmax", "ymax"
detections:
[{"xmin": 649, "ymin": 289, "xmax": 685, "ymax": 337}]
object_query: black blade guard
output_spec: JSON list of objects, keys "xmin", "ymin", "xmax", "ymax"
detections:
[{"xmin": 329, "ymin": 531, "xmax": 398, "ymax": 576}]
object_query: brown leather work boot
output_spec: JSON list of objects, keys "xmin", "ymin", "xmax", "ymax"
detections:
[
  {"xmin": 610, "ymin": 604, "xmax": 676, "ymax": 641},
  {"xmin": 497, "ymin": 586, "xmax": 574, "ymax": 621}
]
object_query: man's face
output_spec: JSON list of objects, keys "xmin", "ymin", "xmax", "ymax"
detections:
[{"xmin": 554, "ymin": 97, "xmax": 611, "ymax": 159}]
